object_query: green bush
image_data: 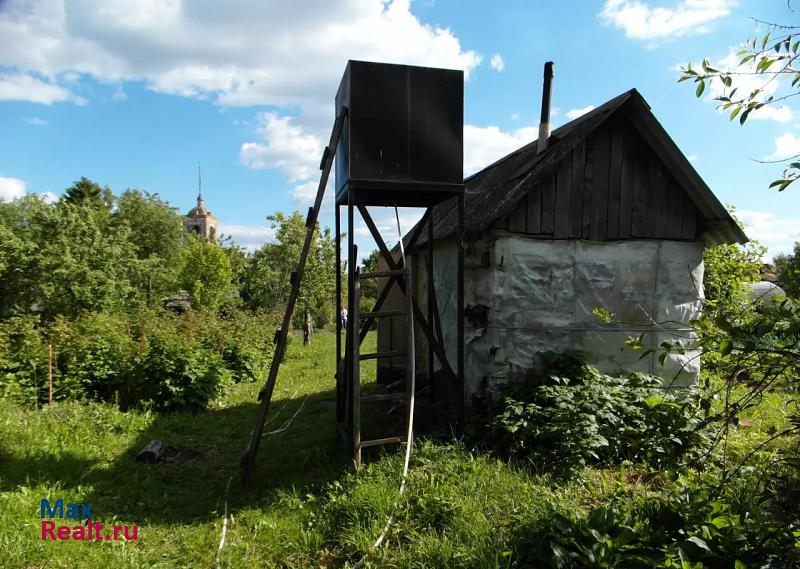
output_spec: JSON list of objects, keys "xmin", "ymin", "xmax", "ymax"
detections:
[
  {"xmin": 185, "ymin": 309, "xmax": 277, "ymax": 383},
  {"xmin": 51, "ymin": 312, "xmax": 138, "ymax": 402},
  {"xmin": 0, "ymin": 316, "xmax": 48, "ymax": 404},
  {"xmin": 514, "ymin": 481, "xmax": 800, "ymax": 568},
  {"xmin": 123, "ymin": 318, "xmax": 232, "ymax": 411},
  {"xmin": 488, "ymin": 351, "xmax": 710, "ymax": 474},
  {"xmin": 0, "ymin": 309, "xmax": 260, "ymax": 411}
]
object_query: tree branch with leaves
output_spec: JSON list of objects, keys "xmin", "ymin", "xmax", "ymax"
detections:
[{"xmin": 680, "ymin": 19, "xmax": 800, "ymax": 191}]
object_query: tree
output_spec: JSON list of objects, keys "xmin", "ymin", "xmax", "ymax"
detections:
[
  {"xmin": 112, "ymin": 190, "xmax": 186, "ymax": 305},
  {"xmin": 0, "ymin": 189, "xmax": 142, "ymax": 319},
  {"xmin": 679, "ymin": 13, "xmax": 800, "ymax": 190},
  {"xmin": 63, "ymin": 177, "xmax": 113, "ymax": 209},
  {"xmin": 0, "ymin": 195, "xmax": 48, "ymax": 317},
  {"xmin": 113, "ymin": 190, "xmax": 185, "ymax": 262},
  {"xmin": 176, "ymin": 237, "xmax": 233, "ymax": 311},
  {"xmin": 702, "ymin": 208, "xmax": 765, "ymax": 314},
  {"xmin": 775, "ymin": 242, "xmax": 800, "ymax": 298},
  {"xmin": 241, "ymin": 211, "xmax": 336, "ymax": 326},
  {"xmin": 34, "ymin": 200, "xmax": 137, "ymax": 319},
  {"xmin": 360, "ymin": 249, "xmax": 381, "ymax": 301}
]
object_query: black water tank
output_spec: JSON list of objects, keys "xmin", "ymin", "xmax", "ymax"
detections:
[{"xmin": 335, "ymin": 60, "xmax": 464, "ymax": 207}]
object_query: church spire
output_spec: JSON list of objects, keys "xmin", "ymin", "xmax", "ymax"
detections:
[{"xmin": 197, "ymin": 164, "xmax": 203, "ymax": 207}]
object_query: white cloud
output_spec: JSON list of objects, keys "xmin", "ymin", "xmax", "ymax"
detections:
[
  {"xmin": 764, "ymin": 132, "xmax": 800, "ymax": 161},
  {"xmin": 111, "ymin": 85, "xmax": 127, "ymax": 102},
  {"xmin": 686, "ymin": 154, "xmax": 698, "ymax": 163},
  {"xmin": 353, "ymin": 207, "xmax": 426, "ymax": 253},
  {"xmin": 0, "ymin": 73, "xmax": 85, "ymax": 105},
  {"xmin": 0, "ymin": 177, "xmax": 60, "ymax": 203},
  {"xmin": 600, "ymin": 0, "xmax": 734, "ymax": 42},
  {"xmin": 0, "ymin": 0, "xmax": 480, "ymax": 113},
  {"xmin": 748, "ymin": 105, "xmax": 794, "ymax": 123},
  {"xmin": 463, "ymin": 124, "xmax": 536, "ymax": 176},
  {"xmin": 217, "ymin": 224, "xmax": 275, "ymax": 251},
  {"xmin": 566, "ymin": 105, "xmax": 596, "ymax": 120},
  {"xmin": 510, "ymin": 113, "xmax": 520, "ymax": 120},
  {"xmin": 0, "ymin": 176, "xmax": 26, "ymax": 201},
  {"xmin": 239, "ymin": 113, "xmax": 323, "ymax": 183},
  {"xmin": 737, "ymin": 210, "xmax": 800, "ymax": 259},
  {"xmin": 23, "ymin": 116, "xmax": 48, "ymax": 126},
  {"xmin": 290, "ymin": 178, "xmax": 336, "ymax": 214},
  {"xmin": 490, "ymin": 54, "xmax": 505, "ymax": 72},
  {"xmin": 39, "ymin": 191, "xmax": 58, "ymax": 203}
]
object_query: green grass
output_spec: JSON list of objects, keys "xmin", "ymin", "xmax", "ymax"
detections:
[{"xmin": 0, "ymin": 331, "xmax": 794, "ymax": 568}]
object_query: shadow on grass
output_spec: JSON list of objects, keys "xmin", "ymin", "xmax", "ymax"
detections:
[{"xmin": 0, "ymin": 387, "xmax": 352, "ymax": 525}]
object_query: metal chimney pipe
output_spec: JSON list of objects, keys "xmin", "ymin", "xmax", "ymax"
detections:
[{"xmin": 537, "ymin": 61, "xmax": 554, "ymax": 154}]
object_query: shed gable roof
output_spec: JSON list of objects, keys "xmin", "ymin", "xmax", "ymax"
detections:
[{"xmin": 415, "ymin": 89, "xmax": 747, "ymax": 247}]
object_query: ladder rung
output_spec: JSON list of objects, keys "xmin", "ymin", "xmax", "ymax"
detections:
[
  {"xmin": 359, "ymin": 436, "xmax": 404, "ymax": 449},
  {"xmin": 359, "ymin": 350, "xmax": 407, "ymax": 360},
  {"xmin": 361, "ymin": 393, "xmax": 406, "ymax": 403},
  {"xmin": 359, "ymin": 270, "xmax": 406, "ymax": 279},
  {"xmin": 361, "ymin": 310, "xmax": 405, "ymax": 319}
]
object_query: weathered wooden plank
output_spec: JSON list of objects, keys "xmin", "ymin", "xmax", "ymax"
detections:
[
  {"xmin": 569, "ymin": 143, "xmax": 585, "ymax": 238},
  {"xmin": 590, "ymin": 127, "xmax": 611, "ymax": 241},
  {"xmin": 681, "ymin": 192, "xmax": 697, "ymax": 239},
  {"xmin": 491, "ymin": 216, "xmax": 509, "ymax": 230},
  {"xmin": 631, "ymin": 149, "xmax": 647, "ymax": 237},
  {"xmin": 509, "ymin": 194, "xmax": 527, "ymax": 233},
  {"xmin": 657, "ymin": 165, "xmax": 671, "ymax": 237},
  {"xmin": 527, "ymin": 182, "xmax": 542, "ymax": 234},
  {"xmin": 667, "ymin": 182, "xmax": 684, "ymax": 239},
  {"xmin": 582, "ymin": 141, "xmax": 594, "ymax": 239},
  {"xmin": 619, "ymin": 124, "xmax": 634, "ymax": 239},
  {"xmin": 646, "ymin": 154, "xmax": 663, "ymax": 237},
  {"xmin": 554, "ymin": 153, "xmax": 572, "ymax": 238},
  {"xmin": 607, "ymin": 123, "xmax": 624, "ymax": 240},
  {"xmin": 541, "ymin": 172, "xmax": 556, "ymax": 234}
]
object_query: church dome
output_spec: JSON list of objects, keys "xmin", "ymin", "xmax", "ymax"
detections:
[{"xmin": 187, "ymin": 195, "xmax": 213, "ymax": 218}]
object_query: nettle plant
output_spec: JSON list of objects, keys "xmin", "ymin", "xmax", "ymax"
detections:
[
  {"xmin": 489, "ymin": 351, "xmax": 710, "ymax": 475},
  {"xmin": 680, "ymin": 21, "xmax": 800, "ymax": 191}
]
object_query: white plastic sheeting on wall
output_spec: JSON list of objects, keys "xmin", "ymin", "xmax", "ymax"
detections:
[{"xmin": 403, "ymin": 236, "xmax": 705, "ymax": 407}]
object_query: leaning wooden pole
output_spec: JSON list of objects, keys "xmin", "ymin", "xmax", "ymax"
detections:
[
  {"xmin": 241, "ymin": 108, "xmax": 348, "ymax": 485},
  {"xmin": 47, "ymin": 339, "xmax": 53, "ymax": 406}
]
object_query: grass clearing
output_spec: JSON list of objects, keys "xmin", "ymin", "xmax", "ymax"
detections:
[{"xmin": 0, "ymin": 330, "xmax": 795, "ymax": 568}]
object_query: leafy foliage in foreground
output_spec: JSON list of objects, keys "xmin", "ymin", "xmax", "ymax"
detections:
[
  {"xmin": 775, "ymin": 241, "xmax": 800, "ymax": 299},
  {"xmin": 487, "ymin": 351, "xmax": 710, "ymax": 474},
  {"xmin": 679, "ymin": 17, "xmax": 800, "ymax": 191},
  {"xmin": 516, "ymin": 480, "xmax": 800, "ymax": 568}
]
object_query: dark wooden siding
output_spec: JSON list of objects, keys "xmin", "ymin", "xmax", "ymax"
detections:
[{"xmin": 496, "ymin": 118, "xmax": 700, "ymax": 241}]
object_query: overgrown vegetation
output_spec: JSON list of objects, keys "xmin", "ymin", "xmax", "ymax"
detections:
[
  {"xmin": 2, "ymin": 177, "xmax": 800, "ymax": 567},
  {"xmin": 486, "ymin": 351, "xmax": 710, "ymax": 475},
  {"xmin": 0, "ymin": 178, "xmax": 336, "ymax": 411},
  {"xmin": 1, "ymin": 331, "xmax": 796, "ymax": 568}
]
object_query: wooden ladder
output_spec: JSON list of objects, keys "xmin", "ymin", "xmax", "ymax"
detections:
[
  {"xmin": 241, "ymin": 108, "xmax": 347, "ymax": 485},
  {"xmin": 350, "ymin": 262, "xmax": 415, "ymax": 468}
]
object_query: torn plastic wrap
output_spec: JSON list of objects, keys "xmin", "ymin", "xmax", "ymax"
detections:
[{"xmin": 406, "ymin": 236, "xmax": 704, "ymax": 405}]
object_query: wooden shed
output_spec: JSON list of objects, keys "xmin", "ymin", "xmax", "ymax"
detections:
[{"xmin": 377, "ymin": 88, "xmax": 746, "ymax": 408}]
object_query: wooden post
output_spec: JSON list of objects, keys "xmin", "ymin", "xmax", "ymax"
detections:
[
  {"xmin": 47, "ymin": 339, "xmax": 53, "ymax": 405},
  {"xmin": 303, "ymin": 309, "xmax": 313, "ymax": 345},
  {"xmin": 427, "ymin": 207, "xmax": 435, "ymax": 403},
  {"xmin": 352, "ymin": 265, "xmax": 361, "ymax": 467},
  {"xmin": 457, "ymin": 192, "xmax": 465, "ymax": 427}
]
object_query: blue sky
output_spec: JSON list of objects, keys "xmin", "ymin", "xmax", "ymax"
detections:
[{"xmin": 1, "ymin": 0, "xmax": 799, "ymax": 259}]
